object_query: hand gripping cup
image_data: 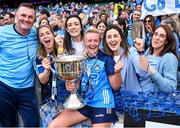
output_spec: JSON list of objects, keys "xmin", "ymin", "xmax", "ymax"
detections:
[{"xmin": 54, "ymin": 55, "xmax": 86, "ymax": 109}]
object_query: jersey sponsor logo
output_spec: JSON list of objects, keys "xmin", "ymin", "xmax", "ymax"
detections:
[
  {"xmin": 6, "ymin": 37, "xmax": 16, "ymax": 40},
  {"xmin": 95, "ymin": 114, "xmax": 104, "ymax": 117}
]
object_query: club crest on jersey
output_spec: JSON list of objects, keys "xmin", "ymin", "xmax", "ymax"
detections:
[{"xmin": 94, "ymin": 64, "xmax": 100, "ymax": 71}]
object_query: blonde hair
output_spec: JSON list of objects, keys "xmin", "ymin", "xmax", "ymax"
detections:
[
  {"xmin": 83, "ymin": 28, "xmax": 101, "ymax": 41},
  {"xmin": 79, "ymin": 12, "xmax": 88, "ymax": 26}
]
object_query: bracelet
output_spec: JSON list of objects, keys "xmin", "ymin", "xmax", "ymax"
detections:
[{"xmin": 138, "ymin": 51, "xmax": 145, "ymax": 55}]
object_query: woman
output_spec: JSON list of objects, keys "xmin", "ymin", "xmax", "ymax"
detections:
[
  {"xmin": 49, "ymin": 29, "xmax": 122, "ymax": 128},
  {"xmin": 39, "ymin": 17, "xmax": 49, "ymax": 26},
  {"xmin": 96, "ymin": 20, "xmax": 108, "ymax": 52},
  {"xmin": 134, "ymin": 25, "xmax": 178, "ymax": 93},
  {"xmin": 143, "ymin": 15, "xmax": 157, "ymax": 50},
  {"xmin": 104, "ymin": 25, "xmax": 142, "ymax": 92},
  {"xmin": 34, "ymin": 25, "xmax": 68, "ymax": 127},
  {"xmin": 63, "ymin": 15, "xmax": 85, "ymax": 55}
]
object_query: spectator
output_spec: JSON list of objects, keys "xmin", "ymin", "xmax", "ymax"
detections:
[
  {"xmin": 3, "ymin": 12, "xmax": 14, "ymax": 25},
  {"xmin": 143, "ymin": 15, "xmax": 157, "ymax": 50},
  {"xmin": 39, "ymin": 17, "xmax": 49, "ymax": 26},
  {"xmin": 96, "ymin": 20, "xmax": 108, "ymax": 52},
  {"xmin": 134, "ymin": 25, "xmax": 178, "ymax": 93},
  {"xmin": 36, "ymin": 9, "xmax": 50, "ymax": 27},
  {"xmin": 161, "ymin": 17, "xmax": 180, "ymax": 58}
]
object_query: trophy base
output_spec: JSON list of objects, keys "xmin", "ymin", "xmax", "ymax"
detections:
[{"xmin": 63, "ymin": 93, "xmax": 84, "ymax": 109}]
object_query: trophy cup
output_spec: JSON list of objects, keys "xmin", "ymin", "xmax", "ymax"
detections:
[{"xmin": 54, "ymin": 55, "xmax": 86, "ymax": 109}]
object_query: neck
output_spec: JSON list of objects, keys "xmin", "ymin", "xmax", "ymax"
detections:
[
  {"xmin": 15, "ymin": 24, "xmax": 30, "ymax": 36},
  {"xmin": 113, "ymin": 47, "xmax": 121, "ymax": 56},
  {"xmin": 46, "ymin": 48, "xmax": 53, "ymax": 54},
  {"xmin": 153, "ymin": 46, "xmax": 164, "ymax": 56},
  {"xmin": 72, "ymin": 35, "xmax": 81, "ymax": 42}
]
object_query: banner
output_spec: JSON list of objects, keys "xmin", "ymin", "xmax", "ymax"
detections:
[
  {"xmin": 114, "ymin": 3, "xmax": 125, "ymax": 15},
  {"xmin": 141, "ymin": 0, "xmax": 180, "ymax": 19}
]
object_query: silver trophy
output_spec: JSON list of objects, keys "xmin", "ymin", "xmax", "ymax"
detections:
[{"xmin": 54, "ymin": 55, "xmax": 86, "ymax": 109}]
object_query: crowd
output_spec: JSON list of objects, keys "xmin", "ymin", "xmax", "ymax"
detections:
[{"xmin": 0, "ymin": 0, "xmax": 180, "ymax": 127}]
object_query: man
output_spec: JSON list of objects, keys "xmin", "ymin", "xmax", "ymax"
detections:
[
  {"xmin": 0, "ymin": 3, "xmax": 39, "ymax": 127},
  {"xmin": 119, "ymin": 10, "xmax": 129, "ymax": 21},
  {"xmin": 3, "ymin": 12, "xmax": 15, "ymax": 25},
  {"xmin": 132, "ymin": 10, "xmax": 142, "ymax": 22}
]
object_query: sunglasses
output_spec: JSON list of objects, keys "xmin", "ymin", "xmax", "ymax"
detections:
[
  {"xmin": 144, "ymin": 20, "xmax": 151, "ymax": 23},
  {"xmin": 93, "ymin": 12, "xmax": 98, "ymax": 14}
]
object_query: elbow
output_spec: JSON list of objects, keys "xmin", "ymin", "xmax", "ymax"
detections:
[
  {"xmin": 39, "ymin": 77, "xmax": 48, "ymax": 84},
  {"xmin": 110, "ymin": 82, "xmax": 121, "ymax": 91},
  {"xmin": 159, "ymin": 83, "xmax": 177, "ymax": 93},
  {"xmin": 39, "ymin": 79, "xmax": 48, "ymax": 84}
]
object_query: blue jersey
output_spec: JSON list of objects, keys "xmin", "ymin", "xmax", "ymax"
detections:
[
  {"xmin": 0, "ymin": 25, "xmax": 38, "ymax": 88},
  {"xmin": 34, "ymin": 54, "xmax": 68, "ymax": 104},
  {"xmin": 81, "ymin": 50, "xmax": 116, "ymax": 108}
]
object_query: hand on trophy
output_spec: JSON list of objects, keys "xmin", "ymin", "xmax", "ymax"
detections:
[{"xmin": 65, "ymin": 80, "xmax": 80, "ymax": 92}]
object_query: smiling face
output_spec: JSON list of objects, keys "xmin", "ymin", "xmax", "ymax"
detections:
[
  {"xmin": 84, "ymin": 32, "xmax": 100, "ymax": 56},
  {"xmin": 38, "ymin": 26, "xmax": 55, "ymax": 53},
  {"xmin": 66, "ymin": 17, "xmax": 82, "ymax": 38},
  {"xmin": 105, "ymin": 28, "xmax": 122, "ymax": 56},
  {"xmin": 151, "ymin": 27, "xmax": 167, "ymax": 54},
  {"xmin": 15, "ymin": 6, "xmax": 35, "ymax": 35},
  {"xmin": 97, "ymin": 22, "xmax": 107, "ymax": 35},
  {"xmin": 133, "ymin": 10, "xmax": 141, "ymax": 21}
]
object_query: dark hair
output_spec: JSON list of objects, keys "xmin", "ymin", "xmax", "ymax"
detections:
[
  {"xmin": 37, "ymin": 25, "xmax": 57, "ymax": 59},
  {"xmin": 64, "ymin": 15, "xmax": 84, "ymax": 55},
  {"xmin": 96, "ymin": 20, "xmax": 108, "ymax": 29},
  {"xmin": 17, "ymin": 3, "xmax": 36, "ymax": 13},
  {"xmin": 104, "ymin": 25, "xmax": 129, "ymax": 57},
  {"xmin": 40, "ymin": 9, "xmax": 50, "ymax": 17},
  {"xmin": 116, "ymin": 18, "xmax": 128, "ymax": 38},
  {"xmin": 99, "ymin": 12, "xmax": 108, "ymax": 22},
  {"xmin": 39, "ymin": 17, "xmax": 49, "ymax": 26},
  {"xmin": 149, "ymin": 25, "xmax": 177, "ymax": 58},
  {"xmin": 117, "ymin": 10, "xmax": 129, "ymax": 19},
  {"xmin": 143, "ymin": 14, "xmax": 156, "ymax": 32},
  {"xmin": 4, "ymin": 12, "xmax": 14, "ymax": 19}
]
